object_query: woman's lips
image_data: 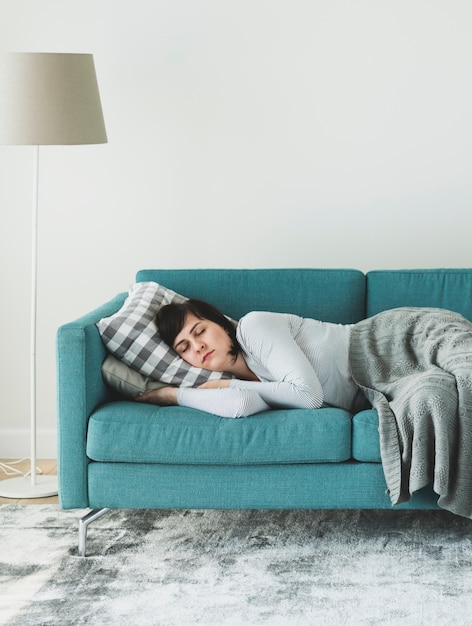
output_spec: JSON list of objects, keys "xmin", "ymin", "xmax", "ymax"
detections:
[{"xmin": 203, "ymin": 350, "xmax": 214, "ymax": 363}]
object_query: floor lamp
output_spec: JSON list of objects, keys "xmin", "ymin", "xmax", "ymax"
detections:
[{"xmin": 0, "ymin": 53, "xmax": 107, "ymax": 498}]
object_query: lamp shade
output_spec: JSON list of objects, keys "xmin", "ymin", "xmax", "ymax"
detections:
[{"xmin": 0, "ymin": 52, "xmax": 107, "ymax": 145}]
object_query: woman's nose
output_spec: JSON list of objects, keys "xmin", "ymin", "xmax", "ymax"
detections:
[{"xmin": 193, "ymin": 339, "xmax": 205, "ymax": 352}]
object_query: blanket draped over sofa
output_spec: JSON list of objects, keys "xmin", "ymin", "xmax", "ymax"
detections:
[{"xmin": 349, "ymin": 307, "xmax": 472, "ymax": 520}]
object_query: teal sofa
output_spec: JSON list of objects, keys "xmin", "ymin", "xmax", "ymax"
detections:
[{"xmin": 56, "ymin": 268, "xmax": 472, "ymax": 555}]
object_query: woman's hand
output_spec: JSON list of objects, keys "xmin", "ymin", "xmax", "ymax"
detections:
[
  {"xmin": 135, "ymin": 386, "xmax": 178, "ymax": 406},
  {"xmin": 198, "ymin": 379, "xmax": 231, "ymax": 390}
]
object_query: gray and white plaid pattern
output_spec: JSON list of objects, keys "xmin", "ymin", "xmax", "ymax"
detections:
[{"xmin": 97, "ymin": 282, "xmax": 227, "ymax": 387}]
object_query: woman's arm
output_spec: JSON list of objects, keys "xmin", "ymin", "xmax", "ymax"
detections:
[
  {"xmin": 136, "ymin": 383, "xmax": 270, "ymax": 418},
  {"xmin": 177, "ymin": 386, "xmax": 270, "ymax": 418},
  {"xmin": 231, "ymin": 311, "xmax": 324, "ymax": 410}
]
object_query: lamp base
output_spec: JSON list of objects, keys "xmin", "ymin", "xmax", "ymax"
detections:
[{"xmin": 0, "ymin": 475, "xmax": 58, "ymax": 499}]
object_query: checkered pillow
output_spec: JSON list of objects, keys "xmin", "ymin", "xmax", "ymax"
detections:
[{"xmin": 96, "ymin": 282, "xmax": 229, "ymax": 387}]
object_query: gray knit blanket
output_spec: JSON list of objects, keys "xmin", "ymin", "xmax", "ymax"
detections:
[{"xmin": 349, "ymin": 307, "xmax": 472, "ymax": 519}]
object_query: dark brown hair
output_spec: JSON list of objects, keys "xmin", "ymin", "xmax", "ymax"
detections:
[{"xmin": 156, "ymin": 299, "xmax": 240, "ymax": 359}]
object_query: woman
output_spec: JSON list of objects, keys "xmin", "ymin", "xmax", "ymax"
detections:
[
  {"xmin": 136, "ymin": 299, "xmax": 368, "ymax": 418},
  {"xmin": 138, "ymin": 299, "xmax": 472, "ymax": 519}
]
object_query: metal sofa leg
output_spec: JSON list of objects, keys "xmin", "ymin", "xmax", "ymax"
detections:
[{"xmin": 78, "ymin": 508, "xmax": 110, "ymax": 557}]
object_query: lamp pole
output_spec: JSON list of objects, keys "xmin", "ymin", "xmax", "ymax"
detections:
[
  {"xmin": 0, "ymin": 145, "xmax": 58, "ymax": 497},
  {"xmin": 0, "ymin": 53, "xmax": 107, "ymax": 498}
]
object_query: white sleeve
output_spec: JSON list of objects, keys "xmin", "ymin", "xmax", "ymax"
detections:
[
  {"xmin": 177, "ymin": 387, "xmax": 271, "ymax": 418},
  {"xmin": 230, "ymin": 312, "xmax": 324, "ymax": 410}
]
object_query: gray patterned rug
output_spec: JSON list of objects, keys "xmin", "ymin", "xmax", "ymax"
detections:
[{"xmin": 1, "ymin": 504, "xmax": 472, "ymax": 625}]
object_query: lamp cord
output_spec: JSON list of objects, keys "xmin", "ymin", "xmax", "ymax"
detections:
[{"xmin": 0, "ymin": 459, "xmax": 43, "ymax": 477}]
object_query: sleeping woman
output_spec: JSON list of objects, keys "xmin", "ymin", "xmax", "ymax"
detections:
[
  {"xmin": 136, "ymin": 298, "xmax": 369, "ymax": 418},
  {"xmin": 136, "ymin": 298, "xmax": 472, "ymax": 519}
]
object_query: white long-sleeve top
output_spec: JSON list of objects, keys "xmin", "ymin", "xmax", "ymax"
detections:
[{"xmin": 177, "ymin": 311, "xmax": 363, "ymax": 418}]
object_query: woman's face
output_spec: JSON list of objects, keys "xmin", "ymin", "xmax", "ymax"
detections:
[{"xmin": 173, "ymin": 313, "xmax": 234, "ymax": 372}]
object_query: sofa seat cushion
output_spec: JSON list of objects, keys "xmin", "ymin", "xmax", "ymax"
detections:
[
  {"xmin": 86, "ymin": 403, "xmax": 352, "ymax": 465},
  {"xmin": 352, "ymin": 409, "xmax": 381, "ymax": 462}
]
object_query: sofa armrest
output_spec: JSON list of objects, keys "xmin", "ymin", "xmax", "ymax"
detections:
[{"xmin": 56, "ymin": 293, "xmax": 126, "ymax": 509}]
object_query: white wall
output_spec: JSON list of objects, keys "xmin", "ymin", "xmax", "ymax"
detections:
[{"xmin": 1, "ymin": 0, "xmax": 472, "ymax": 457}]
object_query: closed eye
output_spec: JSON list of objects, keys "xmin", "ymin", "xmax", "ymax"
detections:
[
  {"xmin": 174, "ymin": 320, "xmax": 204, "ymax": 355},
  {"xmin": 176, "ymin": 341, "xmax": 188, "ymax": 354}
]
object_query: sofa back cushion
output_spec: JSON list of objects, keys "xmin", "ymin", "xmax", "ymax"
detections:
[
  {"xmin": 366, "ymin": 269, "xmax": 472, "ymax": 321},
  {"xmin": 135, "ymin": 268, "xmax": 366, "ymax": 324}
]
